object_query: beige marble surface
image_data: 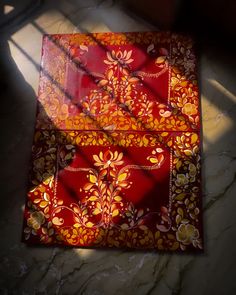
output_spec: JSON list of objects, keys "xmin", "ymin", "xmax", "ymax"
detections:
[{"xmin": 1, "ymin": 0, "xmax": 236, "ymax": 294}]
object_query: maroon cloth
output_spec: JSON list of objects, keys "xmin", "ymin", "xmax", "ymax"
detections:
[{"xmin": 22, "ymin": 32, "xmax": 203, "ymax": 251}]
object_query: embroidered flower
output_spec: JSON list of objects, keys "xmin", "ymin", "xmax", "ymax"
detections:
[
  {"xmin": 104, "ymin": 50, "xmax": 133, "ymax": 66},
  {"xmin": 171, "ymin": 75, "xmax": 186, "ymax": 89},
  {"xmin": 176, "ymin": 223, "xmax": 199, "ymax": 245},
  {"xmin": 175, "ymin": 174, "xmax": 189, "ymax": 186},
  {"xmin": 93, "ymin": 151, "xmax": 124, "ymax": 169},
  {"xmin": 182, "ymin": 103, "xmax": 198, "ymax": 116},
  {"xmin": 27, "ymin": 211, "xmax": 45, "ymax": 230},
  {"xmin": 33, "ymin": 154, "xmax": 55, "ymax": 182}
]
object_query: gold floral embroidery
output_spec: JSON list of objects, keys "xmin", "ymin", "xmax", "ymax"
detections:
[
  {"xmin": 37, "ymin": 33, "xmax": 199, "ymax": 131},
  {"xmin": 170, "ymin": 131, "xmax": 202, "ymax": 250},
  {"xmin": 24, "ymin": 129, "xmax": 202, "ymax": 250},
  {"xmin": 182, "ymin": 102, "xmax": 198, "ymax": 116},
  {"xmin": 27, "ymin": 211, "xmax": 45, "ymax": 230},
  {"xmin": 104, "ymin": 50, "xmax": 134, "ymax": 66},
  {"xmin": 176, "ymin": 223, "xmax": 201, "ymax": 249},
  {"xmin": 55, "ymin": 148, "xmax": 165, "ymax": 230},
  {"xmin": 24, "ymin": 32, "xmax": 202, "ymax": 250}
]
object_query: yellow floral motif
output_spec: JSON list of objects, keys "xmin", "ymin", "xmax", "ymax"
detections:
[
  {"xmin": 182, "ymin": 103, "xmax": 198, "ymax": 116},
  {"xmin": 176, "ymin": 223, "xmax": 199, "ymax": 245},
  {"xmin": 27, "ymin": 211, "xmax": 45, "ymax": 230},
  {"xmin": 171, "ymin": 75, "xmax": 187, "ymax": 89},
  {"xmin": 175, "ymin": 174, "xmax": 189, "ymax": 186},
  {"xmin": 104, "ymin": 50, "xmax": 133, "ymax": 66},
  {"xmin": 93, "ymin": 150, "xmax": 124, "ymax": 168},
  {"xmin": 33, "ymin": 154, "xmax": 55, "ymax": 183}
]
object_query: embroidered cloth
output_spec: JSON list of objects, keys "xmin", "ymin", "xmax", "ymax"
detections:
[{"xmin": 22, "ymin": 32, "xmax": 202, "ymax": 251}]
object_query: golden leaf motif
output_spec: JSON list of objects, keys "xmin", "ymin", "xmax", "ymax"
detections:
[
  {"xmin": 128, "ymin": 77, "xmax": 139, "ymax": 83},
  {"xmin": 39, "ymin": 201, "xmax": 48, "ymax": 208},
  {"xmin": 93, "ymin": 208, "xmax": 101, "ymax": 215},
  {"xmin": 171, "ymin": 242, "xmax": 179, "ymax": 250},
  {"xmin": 65, "ymin": 153, "xmax": 72, "ymax": 160},
  {"xmin": 176, "ymin": 161, "xmax": 182, "ymax": 170},
  {"xmin": 43, "ymin": 192, "xmax": 50, "ymax": 201},
  {"xmin": 82, "ymin": 209, "xmax": 88, "ymax": 216},
  {"xmin": 155, "ymin": 231, "xmax": 160, "ymax": 239},
  {"xmin": 175, "ymin": 193, "xmax": 186, "ymax": 201},
  {"xmin": 89, "ymin": 174, "xmax": 97, "ymax": 184},
  {"xmin": 176, "ymin": 214, "xmax": 182, "ymax": 224},
  {"xmin": 143, "ymin": 137, "xmax": 149, "ymax": 146},
  {"xmin": 161, "ymin": 132, "xmax": 168, "ymax": 137},
  {"xmin": 73, "ymin": 223, "xmax": 80, "ymax": 228},
  {"xmin": 118, "ymin": 173, "xmax": 127, "ymax": 182},
  {"xmin": 112, "ymin": 209, "xmax": 119, "ymax": 217},
  {"xmin": 98, "ymin": 79, "xmax": 108, "ymax": 86},
  {"xmin": 114, "ymin": 196, "xmax": 122, "ymax": 202},
  {"xmin": 73, "ymin": 207, "xmax": 80, "ymax": 214},
  {"xmin": 119, "ymin": 181, "xmax": 129, "ymax": 188},
  {"xmin": 86, "ymin": 222, "xmax": 94, "ymax": 228},
  {"xmin": 33, "ymin": 199, "xmax": 41, "ymax": 204},
  {"xmin": 88, "ymin": 196, "xmax": 98, "ymax": 201},
  {"xmin": 54, "ymin": 207, "xmax": 62, "ymax": 214},
  {"xmin": 177, "ymin": 208, "xmax": 184, "ymax": 217},
  {"xmin": 42, "ymin": 227, "xmax": 47, "ymax": 234},
  {"xmin": 180, "ymin": 81, "xmax": 188, "ymax": 87},
  {"xmin": 191, "ymin": 133, "xmax": 198, "ymax": 144},
  {"xmin": 107, "ymin": 69, "xmax": 113, "ymax": 80},
  {"xmin": 156, "ymin": 56, "xmax": 166, "ymax": 64},
  {"xmin": 52, "ymin": 217, "xmax": 63, "ymax": 226},
  {"xmin": 184, "ymin": 150, "xmax": 192, "ymax": 156},
  {"xmin": 83, "ymin": 183, "xmax": 94, "ymax": 191},
  {"xmin": 148, "ymin": 157, "xmax": 158, "ymax": 164}
]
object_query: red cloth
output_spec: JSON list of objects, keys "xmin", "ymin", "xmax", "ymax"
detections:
[{"xmin": 22, "ymin": 32, "xmax": 203, "ymax": 251}]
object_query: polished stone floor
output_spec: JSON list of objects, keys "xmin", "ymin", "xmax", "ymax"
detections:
[{"xmin": 1, "ymin": 0, "xmax": 236, "ymax": 294}]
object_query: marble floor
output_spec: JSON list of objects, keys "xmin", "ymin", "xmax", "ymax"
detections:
[{"xmin": 1, "ymin": 0, "xmax": 236, "ymax": 294}]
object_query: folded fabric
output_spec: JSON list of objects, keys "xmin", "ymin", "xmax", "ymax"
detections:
[{"xmin": 22, "ymin": 32, "xmax": 203, "ymax": 251}]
